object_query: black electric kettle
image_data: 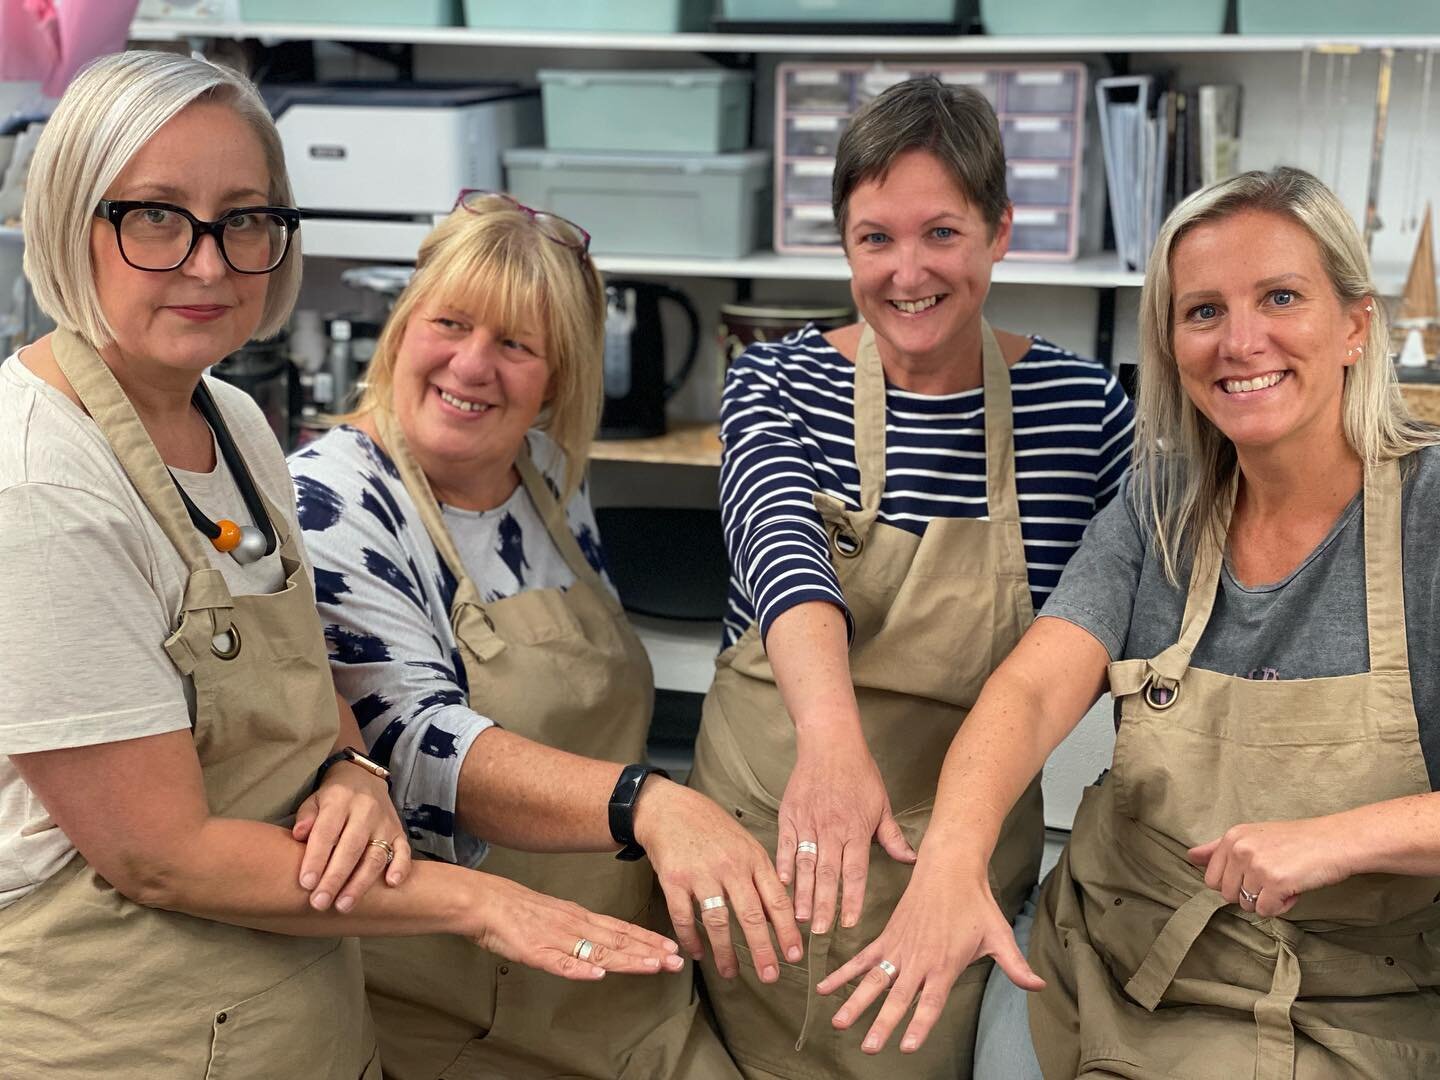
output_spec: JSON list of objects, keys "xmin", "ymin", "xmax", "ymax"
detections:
[{"xmin": 600, "ymin": 280, "xmax": 700, "ymax": 439}]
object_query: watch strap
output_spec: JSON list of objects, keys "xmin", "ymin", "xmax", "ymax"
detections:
[
  {"xmin": 608, "ymin": 763, "xmax": 669, "ymax": 862},
  {"xmin": 313, "ymin": 747, "xmax": 391, "ymax": 793}
]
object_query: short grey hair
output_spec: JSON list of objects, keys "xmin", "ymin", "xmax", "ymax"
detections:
[
  {"xmin": 831, "ymin": 76, "xmax": 1009, "ymax": 244},
  {"xmin": 23, "ymin": 50, "xmax": 301, "ymax": 348}
]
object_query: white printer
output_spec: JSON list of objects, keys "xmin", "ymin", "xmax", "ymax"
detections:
[{"xmin": 266, "ymin": 84, "xmax": 541, "ymax": 258}]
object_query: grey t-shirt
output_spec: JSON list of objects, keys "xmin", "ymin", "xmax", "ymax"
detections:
[{"xmin": 1040, "ymin": 444, "xmax": 1440, "ymax": 790}]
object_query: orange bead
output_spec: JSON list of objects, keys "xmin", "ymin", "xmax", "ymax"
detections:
[{"xmin": 213, "ymin": 519, "xmax": 242, "ymax": 552}]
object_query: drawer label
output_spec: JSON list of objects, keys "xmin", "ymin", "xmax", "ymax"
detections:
[
  {"xmin": 792, "ymin": 115, "xmax": 841, "ymax": 132},
  {"xmin": 1013, "ymin": 208, "xmax": 1061, "ymax": 225},
  {"xmin": 1011, "ymin": 164, "xmax": 1061, "ymax": 178},
  {"xmin": 792, "ymin": 205, "xmax": 834, "ymax": 221},
  {"xmin": 941, "ymin": 71, "xmax": 989, "ymax": 86},
  {"xmin": 1013, "ymin": 117, "xmax": 1063, "ymax": 133},
  {"xmin": 791, "ymin": 160, "xmax": 835, "ymax": 176},
  {"xmin": 1015, "ymin": 71, "xmax": 1066, "ymax": 86},
  {"xmin": 793, "ymin": 70, "xmax": 842, "ymax": 86}
]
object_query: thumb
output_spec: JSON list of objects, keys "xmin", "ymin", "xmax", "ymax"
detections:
[
  {"xmin": 1186, "ymin": 838, "xmax": 1219, "ymax": 867},
  {"xmin": 292, "ymin": 795, "xmax": 319, "ymax": 840},
  {"xmin": 988, "ymin": 926, "xmax": 1045, "ymax": 992},
  {"xmin": 875, "ymin": 808, "xmax": 918, "ymax": 864}
]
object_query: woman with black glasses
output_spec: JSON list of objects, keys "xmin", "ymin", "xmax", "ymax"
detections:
[
  {"xmin": 289, "ymin": 194, "xmax": 799, "ymax": 1079},
  {"xmin": 0, "ymin": 51, "xmax": 684, "ymax": 1080}
]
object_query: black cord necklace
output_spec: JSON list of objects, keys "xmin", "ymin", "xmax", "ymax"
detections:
[{"xmin": 169, "ymin": 381, "xmax": 277, "ymax": 565}]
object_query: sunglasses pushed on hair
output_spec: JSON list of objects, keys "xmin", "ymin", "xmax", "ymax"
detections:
[{"xmin": 454, "ymin": 190, "xmax": 591, "ymax": 263}]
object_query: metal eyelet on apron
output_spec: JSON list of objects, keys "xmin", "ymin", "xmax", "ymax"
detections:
[
  {"xmin": 829, "ymin": 525, "xmax": 864, "ymax": 558},
  {"xmin": 1142, "ymin": 675, "xmax": 1179, "ymax": 711},
  {"xmin": 210, "ymin": 625, "xmax": 242, "ymax": 661}
]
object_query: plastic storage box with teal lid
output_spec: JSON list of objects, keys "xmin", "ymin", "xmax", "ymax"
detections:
[
  {"xmin": 539, "ymin": 70, "xmax": 751, "ymax": 154},
  {"xmin": 503, "ymin": 148, "xmax": 770, "ymax": 258},
  {"xmin": 464, "ymin": 0, "xmax": 713, "ymax": 31},
  {"xmin": 240, "ymin": 0, "xmax": 458, "ymax": 24},
  {"xmin": 776, "ymin": 62, "xmax": 1091, "ymax": 259},
  {"xmin": 979, "ymin": 0, "xmax": 1225, "ymax": 34},
  {"xmin": 1239, "ymin": 0, "xmax": 1440, "ymax": 31},
  {"xmin": 721, "ymin": 0, "xmax": 969, "ymax": 21}
]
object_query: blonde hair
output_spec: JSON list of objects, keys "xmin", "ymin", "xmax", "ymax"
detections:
[
  {"xmin": 22, "ymin": 50, "xmax": 301, "ymax": 348},
  {"xmin": 345, "ymin": 205, "xmax": 606, "ymax": 499},
  {"xmin": 1136, "ymin": 166, "xmax": 1439, "ymax": 585}
]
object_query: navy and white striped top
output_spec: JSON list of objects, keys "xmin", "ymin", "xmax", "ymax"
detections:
[{"xmin": 720, "ymin": 325, "xmax": 1136, "ymax": 648}]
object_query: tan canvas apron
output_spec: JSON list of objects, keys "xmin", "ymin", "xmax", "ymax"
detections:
[
  {"xmin": 0, "ymin": 330, "xmax": 379, "ymax": 1079},
  {"xmin": 688, "ymin": 321, "xmax": 1046, "ymax": 1079},
  {"xmin": 1028, "ymin": 457, "xmax": 1440, "ymax": 1080},
  {"xmin": 361, "ymin": 412, "xmax": 738, "ymax": 1080}
]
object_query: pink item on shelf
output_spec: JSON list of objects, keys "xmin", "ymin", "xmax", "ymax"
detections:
[{"xmin": 0, "ymin": 0, "xmax": 140, "ymax": 96}]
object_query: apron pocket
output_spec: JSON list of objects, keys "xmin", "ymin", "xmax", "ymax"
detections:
[
  {"xmin": 205, "ymin": 940, "xmax": 373, "ymax": 1080},
  {"xmin": 714, "ymin": 941, "xmax": 831, "ymax": 1080}
]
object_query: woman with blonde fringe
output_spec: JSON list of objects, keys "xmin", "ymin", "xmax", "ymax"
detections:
[{"xmin": 815, "ymin": 167, "xmax": 1440, "ymax": 1078}]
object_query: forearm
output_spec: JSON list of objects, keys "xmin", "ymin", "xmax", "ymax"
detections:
[
  {"xmin": 455, "ymin": 727, "xmax": 622, "ymax": 853},
  {"xmin": 921, "ymin": 619, "xmax": 1109, "ymax": 874},
  {"xmin": 1340, "ymin": 791, "xmax": 1440, "ymax": 878},
  {"xmin": 765, "ymin": 601, "xmax": 864, "ymax": 748},
  {"xmin": 140, "ymin": 815, "xmax": 483, "ymax": 938}
]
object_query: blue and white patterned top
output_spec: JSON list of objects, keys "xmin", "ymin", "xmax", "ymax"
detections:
[
  {"xmin": 288, "ymin": 425, "xmax": 611, "ymax": 866},
  {"xmin": 721, "ymin": 325, "xmax": 1136, "ymax": 647}
]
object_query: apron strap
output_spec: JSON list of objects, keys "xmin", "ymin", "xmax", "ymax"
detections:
[
  {"xmin": 373, "ymin": 408, "xmax": 508, "ymax": 661},
  {"xmin": 514, "ymin": 442, "xmax": 622, "ymax": 616},
  {"xmin": 844, "ymin": 324, "xmax": 889, "ymax": 539},
  {"xmin": 1362, "ymin": 458, "xmax": 1408, "ymax": 674},
  {"xmin": 977, "ymin": 321, "xmax": 1021, "ymax": 527},
  {"xmin": 1123, "ymin": 888, "xmax": 1228, "ymax": 1010}
]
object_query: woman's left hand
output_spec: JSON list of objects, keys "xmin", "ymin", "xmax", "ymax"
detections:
[
  {"xmin": 1187, "ymin": 816, "xmax": 1354, "ymax": 917},
  {"xmin": 294, "ymin": 762, "xmax": 412, "ymax": 912}
]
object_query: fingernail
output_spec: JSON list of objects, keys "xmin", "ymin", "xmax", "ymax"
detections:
[
  {"xmin": 301, "ymin": 873, "xmax": 317, "ymax": 889},
  {"xmin": 842, "ymin": 914, "xmax": 856, "ymax": 928},
  {"xmin": 311, "ymin": 891, "xmax": 331, "ymax": 910},
  {"xmin": 762, "ymin": 965, "xmax": 778, "ymax": 983},
  {"xmin": 779, "ymin": 873, "xmax": 790, "ymax": 884},
  {"xmin": 645, "ymin": 957, "xmax": 660, "ymax": 969},
  {"xmin": 691, "ymin": 952, "xmax": 705, "ymax": 962},
  {"xmin": 590, "ymin": 968, "xmax": 606, "ymax": 979},
  {"xmin": 863, "ymin": 1038, "xmax": 879, "ymax": 1052},
  {"xmin": 665, "ymin": 955, "xmax": 685, "ymax": 970},
  {"xmin": 787, "ymin": 945, "xmax": 802, "ymax": 962},
  {"xmin": 902, "ymin": 1038, "xmax": 918, "ymax": 1052},
  {"xmin": 336, "ymin": 895, "xmax": 353, "ymax": 913}
]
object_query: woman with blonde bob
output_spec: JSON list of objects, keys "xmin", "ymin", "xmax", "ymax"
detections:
[
  {"xmin": 290, "ymin": 198, "xmax": 800, "ymax": 1079},
  {"xmin": 0, "ymin": 51, "xmax": 684, "ymax": 1080},
  {"xmin": 814, "ymin": 166, "xmax": 1440, "ymax": 1077}
]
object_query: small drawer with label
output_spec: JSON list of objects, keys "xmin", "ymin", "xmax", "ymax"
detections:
[
  {"xmin": 1009, "ymin": 207, "xmax": 1072, "ymax": 255},
  {"xmin": 1007, "ymin": 162, "xmax": 1072, "ymax": 206},
  {"xmin": 855, "ymin": 67, "xmax": 920, "ymax": 107},
  {"xmin": 937, "ymin": 68, "xmax": 1000, "ymax": 108},
  {"xmin": 1001, "ymin": 116, "xmax": 1077, "ymax": 160},
  {"xmin": 783, "ymin": 68, "xmax": 854, "ymax": 111},
  {"xmin": 784, "ymin": 114, "xmax": 848, "ymax": 158},
  {"xmin": 784, "ymin": 159, "xmax": 836, "ymax": 203},
  {"xmin": 1003, "ymin": 68, "xmax": 1081, "ymax": 113},
  {"xmin": 782, "ymin": 203, "xmax": 842, "ymax": 249}
]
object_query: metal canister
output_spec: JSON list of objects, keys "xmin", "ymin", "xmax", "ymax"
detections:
[{"xmin": 717, "ymin": 301, "xmax": 854, "ymax": 369}]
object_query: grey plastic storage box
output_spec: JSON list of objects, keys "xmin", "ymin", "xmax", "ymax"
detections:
[
  {"xmin": 1239, "ymin": 0, "xmax": 1440, "ymax": 32},
  {"xmin": 464, "ymin": 0, "xmax": 713, "ymax": 31},
  {"xmin": 980, "ymin": 0, "xmax": 1225, "ymax": 34},
  {"xmin": 539, "ymin": 70, "xmax": 751, "ymax": 154},
  {"xmin": 502, "ymin": 148, "xmax": 770, "ymax": 258},
  {"xmin": 721, "ymin": 0, "xmax": 967, "ymax": 20},
  {"xmin": 240, "ymin": 0, "xmax": 459, "ymax": 24}
]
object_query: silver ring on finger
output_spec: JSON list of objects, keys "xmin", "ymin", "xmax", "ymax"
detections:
[
  {"xmin": 700, "ymin": 895, "xmax": 727, "ymax": 912},
  {"xmin": 367, "ymin": 838, "xmax": 395, "ymax": 866},
  {"xmin": 876, "ymin": 959, "xmax": 898, "ymax": 983},
  {"xmin": 1239, "ymin": 886, "xmax": 1259, "ymax": 905},
  {"xmin": 572, "ymin": 937, "xmax": 595, "ymax": 961},
  {"xmin": 796, "ymin": 840, "xmax": 818, "ymax": 857}
]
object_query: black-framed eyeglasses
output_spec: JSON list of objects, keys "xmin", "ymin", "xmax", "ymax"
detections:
[
  {"xmin": 93, "ymin": 200, "xmax": 302, "ymax": 275},
  {"xmin": 454, "ymin": 190, "xmax": 591, "ymax": 263}
]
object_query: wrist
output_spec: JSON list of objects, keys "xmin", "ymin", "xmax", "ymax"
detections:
[
  {"xmin": 313, "ymin": 746, "xmax": 391, "ymax": 793},
  {"xmin": 793, "ymin": 710, "xmax": 867, "ymax": 753},
  {"xmin": 631, "ymin": 775, "xmax": 681, "ymax": 853}
]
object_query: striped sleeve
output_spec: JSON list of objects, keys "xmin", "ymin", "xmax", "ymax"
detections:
[
  {"xmin": 1095, "ymin": 372, "xmax": 1137, "ymax": 508},
  {"xmin": 719, "ymin": 350, "xmax": 849, "ymax": 646}
]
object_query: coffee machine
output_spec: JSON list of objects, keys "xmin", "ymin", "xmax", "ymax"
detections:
[{"xmin": 600, "ymin": 280, "xmax": 700, "ymax": 439}]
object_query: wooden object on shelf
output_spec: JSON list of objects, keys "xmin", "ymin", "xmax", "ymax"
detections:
[
  {"xmin": 591, "ymin": 421, "xmax": 721, "ymax": 466},
  {"xmin": 1391, "ymin": 204, "xmax": 1439, "ymax": 362}
]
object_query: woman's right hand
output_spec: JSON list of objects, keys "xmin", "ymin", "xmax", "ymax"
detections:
[
  {"xmin": 817, "ymin": 862, "xmax": 1043, "ymax": 1055},
  {"xmin": 469, "ymin": 874, "xmax": 685, "ymax": 981},
  {"xmin": 777, "ymin": 732, "xmax": 916, "ymax": 935}
]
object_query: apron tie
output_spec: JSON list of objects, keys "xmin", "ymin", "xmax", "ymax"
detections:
[
  {"xmin": 1124, "ymin": 889, "xmax": 1228, "ymax": 1010},
  {"xmin": 452, "ymin": 586, "xmax": 506, "ymax": 663},
  {"xmin": 1253, "ymin": 920, "xmax": 1303, "ymax": 1080},
  {"xmin": 796, "ymin": 929, "xmax": 835, "ymax": 1052}
]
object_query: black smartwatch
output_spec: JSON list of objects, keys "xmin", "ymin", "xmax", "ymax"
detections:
[{"xmin": 608, "ymin": 763, "xmax": 670, "ymax": 862}]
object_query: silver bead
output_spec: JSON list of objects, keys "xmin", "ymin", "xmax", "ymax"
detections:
[{"xmin": 231, "ymin": 525, "xmax": 268, "ymax": 565}]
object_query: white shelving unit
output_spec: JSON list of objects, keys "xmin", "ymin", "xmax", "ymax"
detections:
[{"xmin": 129, "ymin": 21, "xmax": 1440, "ymax": 55}]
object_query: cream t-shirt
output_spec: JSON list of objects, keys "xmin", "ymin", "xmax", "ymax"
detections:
[{"xmin": 0, "ymin": 350, "xmax": 308, "ymax": 908}]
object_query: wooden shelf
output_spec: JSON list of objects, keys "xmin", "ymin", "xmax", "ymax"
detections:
[
  {"xmin": 129, "ymin": 21, "xmax": 1440, "ymax": 55},
  {"xmin": 1400, "ymin": 381, "xmax": 1440, "ymax": 426},
  {"xmin": 591, "ymin": 422, "xmax": 721, "ymax": 467}
]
